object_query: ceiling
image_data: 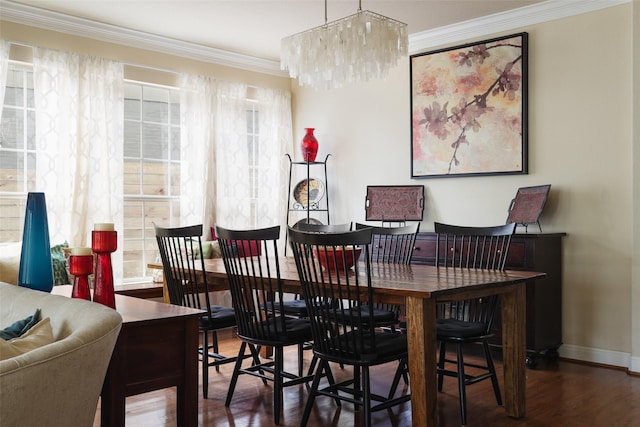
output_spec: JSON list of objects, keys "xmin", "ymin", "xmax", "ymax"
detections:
[{"xmin": 5, "ymin": 0, "xmax": 545, "ymax": 62}]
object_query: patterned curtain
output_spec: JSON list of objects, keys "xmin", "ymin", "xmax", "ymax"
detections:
[
  {"xmin": 0, "ymin": 40, "xmax": 9, "ymax": 108},
  {"xmin": 179, "ymin": 74, "xmax": 218, "ymax": 236},
  {"xmin": 254, "ymin": 87, "xmax": 294, "ymax": 241},
  {"xmin": 33, "ymin": 47, "xmax": 124, "ymax": 277},
  {"xmin": 215, "ymin": 81, "xmax": 251, "ymax": 229}
]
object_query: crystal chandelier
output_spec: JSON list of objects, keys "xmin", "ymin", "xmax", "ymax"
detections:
[{"xmin": 280, "ymin": 0, "xmax": 408, "ymax": 90}]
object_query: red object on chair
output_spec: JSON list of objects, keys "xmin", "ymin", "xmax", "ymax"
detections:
[
  {"xmin": 212, "ymin": 226, "xmax": 262, "ymax": 256},
  {"xmin": 236, "ymin": 240, "xmax": 262, "ymax": 256}
]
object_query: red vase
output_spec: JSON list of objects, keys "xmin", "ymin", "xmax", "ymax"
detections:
[
  {"xmin": 92, "ymin": 229, "xmax": 117, "ymax": 309},
  {"xmin": 69, "ymin": 253, "xmax": 93, "ymax": 300},
  {"xmin": 301, "ymin": 128, "xmax": 319, "ymax": 162}
]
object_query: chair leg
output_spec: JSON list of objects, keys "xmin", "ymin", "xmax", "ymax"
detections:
[
  {"xmin": 202, "ymin": 330, "xmax": 209, "ymax": 399},
  {"xmin": 301, "ymin": 359, "xmax": 327, "ymax": 426},
  {"xmin": 211, "ymin": 330, "xmax": 220, "ymax": 372},
  {"xmin": 273, "ymin": 346, "xmax": 283, "ymax": 425},
  {"xmin": 437, "ymin": 340, "xmax": 446, "ymax": 392},
  {"xmin": 307, "ymin": 354, "xmax": 318, "ymax": 376},
  {"xmin": 354, "ymin": 365, "xmax": 362, "ymax": 410},
  {"xmin": 402, "ymin": 364, "xmax": 409, "ymax": 385},
  {"xmin": 249, "ymin": 344, "xmax": 268, "ymax": 385},
  {"xmin": 456, "ymin": 344, "xmax": 468, "ymax": 426},
  {"xmin": 298, "ymin": 342, "xmax": 304, "ymax": 377},
  {"xmin": 323, "ymin": 362, "xmax": 341, "ymax": 407},
  {"xmin": 483, "ymin": 340, "xmax": 503, "ymax": 405},
  {"xmin": 389, "ymin": 357, "xmax": 407, "ymax": 398},
  {"xmin": 362, "ymin": 366, "xmax": 372, "ymax": 427},
  {"xmin": 225, "ymin": 341, "xmax": 247, "ymax": 407}
]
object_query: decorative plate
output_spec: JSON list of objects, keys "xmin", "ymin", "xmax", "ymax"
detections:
[{"xmin": 293, "ymin": 179, "xmax": 325, "ymax": 206}]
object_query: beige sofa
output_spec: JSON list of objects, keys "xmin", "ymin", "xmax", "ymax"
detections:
[
  {"xmin": 0, "ymin": 282, "xmax": 122, "ymax": 427},
  {"xmin": 0, "ymin": 242, "xmax": 22, "ymax": 285}
]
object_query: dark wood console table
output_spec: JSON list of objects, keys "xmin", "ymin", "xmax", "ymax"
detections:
[
  {"xmin": 412, "ymin": 231, "xmax": 566, "ymax": 367},
  {"xmin": 53, "ymin": 286, "xmax": 202, "ymax": 426}
]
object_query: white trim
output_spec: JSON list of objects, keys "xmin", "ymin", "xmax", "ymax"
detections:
[
  {"xmin": 409, "ymin": 0, "xmax": 630, "ymax": 53},
  {"xmin": 630, "ymin": 355, "xmax": 640, "ymax": 374},
  {"xmin": 0, "ymin": 0, "xmax": 630, "ymax": 75},
  {"xmin": 559, "ymin": 344, "xmax": 631, "ymax": 369},
  {"xmin": 0, "ymin": 1, "xmax": 285, "ymax": 76}
]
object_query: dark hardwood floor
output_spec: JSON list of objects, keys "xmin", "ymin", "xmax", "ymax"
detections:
[{"xmin": 93, "ymin": 330, "xmax": 640, "ymax": 427}]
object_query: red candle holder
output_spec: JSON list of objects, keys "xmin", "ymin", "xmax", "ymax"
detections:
[
  {"xmin": 92, "ymin": 229, "xmax": 117, "ymax": 309},
  {"xmin": 69, "ymin": 254, "xmax": 93, "ymax": 300}
]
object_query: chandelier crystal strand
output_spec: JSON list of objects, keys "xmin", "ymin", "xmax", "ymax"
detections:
[{"xmin": 281, "ymin": 9, "xmax": 408, "ymax": 91}]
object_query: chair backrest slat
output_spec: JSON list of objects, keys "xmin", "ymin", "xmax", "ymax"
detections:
[
  {"xmin": 289, "ymin": 227, "xmax": 379, "ymax": 360},
  {"xmin": 216, "ymin": 225, "xmax": 288, "ymax": 343},
  {"xmin": 435, "ymin": 222, "xmax": 515, "ymax": 270},
  {"xmin": 155, "ymin": 224, "xmax": 213, "ymax": 323},
  {"xmin": 355, "ymin": 223, "xmax": 420, "ymax": 265},
  {"xmin": 434, "ymin": 222, "xmax": 516, "ymax": 328}
]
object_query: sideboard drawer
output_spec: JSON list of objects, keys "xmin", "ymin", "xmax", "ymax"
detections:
[
  {"xmin": 411, "ymin": 235, "xmax": 437, "ymax": 265},
  {"xmin": 505, "ymin": 241, "xmax": 526, "ymax": 268},
  {"xmin": 413, "ymin": 233, "xmax": 528, "ymax": 269}
]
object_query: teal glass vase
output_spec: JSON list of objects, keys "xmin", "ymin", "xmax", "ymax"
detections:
[{"xmin": 18, "ymin": 192, "xmax": 54, "ymax": 292}]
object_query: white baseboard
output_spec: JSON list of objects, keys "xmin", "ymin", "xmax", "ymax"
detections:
[
  {"xmin": 559, "ymin": 344, "xmax": 635, "ymax": 371},
  {"xmin": 630, "ymin": 355, "xmax": 640, "ymax": 374}
]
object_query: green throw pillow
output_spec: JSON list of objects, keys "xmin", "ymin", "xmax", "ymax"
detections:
[
  {"xmin": 191, "ymin": 240, "xmax": 221, "ymax": 259},
  {"xmin": 50, "ymin": 242, "xmax": 70, "ymax": 286}
]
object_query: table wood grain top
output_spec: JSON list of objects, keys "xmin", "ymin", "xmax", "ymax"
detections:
[
  {"xmin": 199, "ymin": 257, "xmax": 545, "ymax": 299},
  {"xmin": 52, "ymin": 285, "xmax": 204, "ymax": 323}
]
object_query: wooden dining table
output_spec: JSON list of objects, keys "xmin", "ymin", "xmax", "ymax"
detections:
[{"xmin": 152, "ymin": 256, "xmax": 545, "ymax": 426}]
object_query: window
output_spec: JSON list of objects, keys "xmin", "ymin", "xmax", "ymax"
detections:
[
  {"xmin": 122, "ymin": 82, "xmax": 181, "ymax": 280},
  {"xmin": 1, "ymin": 59, "xmax": 276, "ymax": 284},
  {"xmin": 0, "ymin": 63, "xmax": 35, "ymax": 242}
]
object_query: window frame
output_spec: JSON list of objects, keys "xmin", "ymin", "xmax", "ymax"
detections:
[
  {"xmin": 122, "ymin": 81, "xmax": 181, "ymax": 282},
  {"xmin": 0, "ymin": 61, "xmax": 36, "ymax": 242}
]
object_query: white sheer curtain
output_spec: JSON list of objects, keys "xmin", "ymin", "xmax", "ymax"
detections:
[
  {"xmin": 33, "ymin": 47, "xmax": 124, "ymax": 276},
  {"xmin": 0, "ymin": 40, "xmax": 10, "ymax": 108},
  {"xmin": 254, "ymin": 87, "xmax": 294, "ymax": 239},
  {"xmin": 178, "ymin": 77, "xmax": 293, "ymax": 236},
  {"xmin": 179, "ymin": 74, "xmax": 218, "ymax": 237},
  {"xmin": 215, "ymin": 81, "xmax": 251, "ymax": 229}
]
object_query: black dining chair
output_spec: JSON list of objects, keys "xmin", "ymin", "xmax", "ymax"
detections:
[
  {"xmin": 216, "ymin": 225, "xmax": 317, "ymax": 425},
  {"xmin": 354, "ymin": 222, "xmax": 420, "ymax": 331},
  {"xmin": 433, "ymin": 221, "xmax": 516, "ymax": 426},
  {"xmin": 288, "ymin": 226, "xmax": 411, "ymax": 427},
  {"xmin": 355, "ymin": 222, "xmax": 420, "ymax": 395},
  {"xmin": 154, "ymin": 223, "xmax": 250, "ymax": 399},
  {"xmin": 283, "ymin": 222, "xmax": 353, "ymax": 319}
]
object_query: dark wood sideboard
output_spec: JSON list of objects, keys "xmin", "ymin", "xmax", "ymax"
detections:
[{"xmin": 411, "ymin": 231, "xmax": 566, "ymax": 368}]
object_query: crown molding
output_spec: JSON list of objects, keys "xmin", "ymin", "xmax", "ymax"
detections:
[
  {"xmin": 409, "ymin": 0, "xmax": 630, "ymax": 53},
  {"xmin": 0, "ymin": 0, "xmax": 286, "ymax": 76},
  {"xmin": 0, "ymin": 0, "xmax": 630, "ymax": 75}
]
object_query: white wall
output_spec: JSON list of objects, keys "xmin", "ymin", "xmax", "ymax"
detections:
[{"xmin": 292, "ymin": 4, "xmax": 636, "ymax": 368}]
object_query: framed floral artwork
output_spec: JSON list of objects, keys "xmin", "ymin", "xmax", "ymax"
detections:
[{"xmin": 410, "ymin": 32, "xmax": 528, "ymax": 178}]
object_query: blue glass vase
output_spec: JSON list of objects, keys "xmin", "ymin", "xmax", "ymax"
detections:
[{"xmin": 18, "ymin": 192, "xmax": 54, "ymax": 292}]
